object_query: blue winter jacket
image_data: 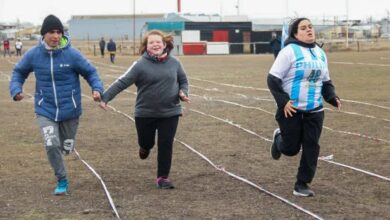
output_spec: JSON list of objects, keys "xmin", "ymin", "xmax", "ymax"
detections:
[{"xmin": 9, "ymin": 36, "xmax": 104, "ymax": 122}]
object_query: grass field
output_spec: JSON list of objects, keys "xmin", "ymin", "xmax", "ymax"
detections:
[{"xmin": 0, "ymin": 50, "xmax": 389, "ymax": 219}]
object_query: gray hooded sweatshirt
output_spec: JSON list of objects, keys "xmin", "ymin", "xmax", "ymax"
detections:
[{"xmin": 102, "ymin": 52, "xmax": 189, "ymax": 118}]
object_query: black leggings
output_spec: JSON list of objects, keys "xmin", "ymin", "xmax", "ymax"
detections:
[
  {"xmin": 135, "ymin": 116, "xmax": 179, "ymax": 178},
  {"xmin": 275, "ymin": 109, "xmax": 324, "ymax": 184}
]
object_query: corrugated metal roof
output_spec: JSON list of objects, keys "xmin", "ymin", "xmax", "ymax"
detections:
[{"xmin": 71, "ymin": 14, "xmax": 165, "ymax": 20}]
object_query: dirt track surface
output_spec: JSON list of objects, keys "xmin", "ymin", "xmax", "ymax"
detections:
[{"xmin": 1, "ymin": 51, "xmax": 389, "ymax": 219}]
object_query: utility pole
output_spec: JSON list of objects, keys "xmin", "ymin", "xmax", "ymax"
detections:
[
  {"xmin": 236, "ymin": 0, "xmax": 240, "ymax": 16},
  {"xmin": 133, "ymin": 0, "xmax": 136, "ymax": 55},
  {"xmin": 387, "ymin": 9, "xmax": 389, "ymax": 34},
  {"xmin": 177, "ymin": 0, "xmax": 181, "ymax": 13},
  {"xmin": 345, "ymin": 0, "xmax": 349, "ymax": 48}
]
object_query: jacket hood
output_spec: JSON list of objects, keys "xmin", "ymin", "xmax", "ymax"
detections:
[
  {"xmin": 284, "ymin": 37, "xmax": 323, "ymax": 48},
  {"xmin": 39, "ymin": 35, "xmax": 70, "ymax": 51}
]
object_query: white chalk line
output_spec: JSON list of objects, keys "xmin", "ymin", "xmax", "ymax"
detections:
[
  {"xmin": 2, "ymin": 67, "xmax": 121, "ymax": 219},
  {"xmin": 102, "ymin": 100, "xmax": 323, "ymax": 220}
]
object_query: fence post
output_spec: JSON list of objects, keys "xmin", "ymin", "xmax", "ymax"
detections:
[
  {"xmin": 357, "ymin": 41, "xmax": 360, "ymax": 52},
  {"xmin": 93, "ymin": 45, "xmax": 96, "ymax": 56}
]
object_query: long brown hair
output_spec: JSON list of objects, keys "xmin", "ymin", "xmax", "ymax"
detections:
[{"xmin": 139, "ymin": 30, "xmax": 174, "ymax": 55}]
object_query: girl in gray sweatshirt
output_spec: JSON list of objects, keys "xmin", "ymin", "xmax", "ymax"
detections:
[{"xmin": 100, "ymin": 30, "xmax": 189, "ymax": 189}]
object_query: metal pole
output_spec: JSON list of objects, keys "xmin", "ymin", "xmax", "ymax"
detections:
[
  {"xmin": 133, "ymin": 0, "xmax": 136, "ymax": 55},
  {"xmin": 236, "ymin": 0, "xmax": 240, "ymax": 16},
  {"xmin": 346, "ymin": 0, "xmax": 349, "ymax": 48}
]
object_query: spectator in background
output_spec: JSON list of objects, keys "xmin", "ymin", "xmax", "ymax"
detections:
[
  {"xmin": 107, "ymin": 38, "xmax": 116, "ymax": 63},
  {"xmin": 99, "ymin": 37, "xmax": 106, "ymax": 58},
  {"xmin": 269, "ymin": 32, "xmax": 281, "ymax": 59},
  {"xmin": 3, "ymin": 39, "xmax": 11, "ymax": 57},
  {"xmin": 15, "ymin": 38, "xmax": 23, "ymax": 56}
]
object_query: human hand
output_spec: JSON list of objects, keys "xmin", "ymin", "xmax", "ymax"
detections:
[
  {"xmin": 99, "ymin": 102, "xmax": 108, "ymax": 111},
  {"xmin": 92, "ymin": 91, "xmax": 101, "ymax": 102},
  {"xmin": 335, "ymin": 97, "xmax": 341, "ymax": 110},
  {"xmin": 179, "ymin": 90, "xmax": 190, "ymax": 103},
  {"xmin": 283, "ymin": 100, "xmax": 297, "ymax": 118},
  {"xmin": 14, "ymin": 92, "xmax": 24, "ymax": 101}
]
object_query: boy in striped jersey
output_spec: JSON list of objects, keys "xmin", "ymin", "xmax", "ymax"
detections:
[{"xmin": 267, "ymin": 18, "xmax": 341, "ymax": 197}]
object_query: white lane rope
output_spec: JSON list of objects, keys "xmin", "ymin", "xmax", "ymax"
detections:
[
  {"xmin": 101, "ymin": 101, "xmax": 323, "ymax": 220},
  {"xmin": 319, "ymin": 155, "xmax": 390, "ymax": 181},
  {"xmin": 192, "ymin": 92, "xmax": 390, "ymax": 143},
  {"xmin": 324, "ymin": 107, "xmax": 390, "ymax": 122},
  {"xmin": 113, "ymin": 86, "xmax": 390, "ymax": 182},
  {"xmin": 180, "ymin": 71, "xmax": 390, "ymax": 111},
  {"xmin": 323, "ymin": 126, "xmax": 390, "ymax": 144},
  {"xmin": 189, "ymin": 76, "xmax": 270, "ymax": 91},
  {"xmin": 341, "ymin": 99, "xmax": 390, "ymax": 111},
  {"xmin": 93, "ymin": 61, "xmax": 390, "ymax": 181},
  {"xmin": 330, "ymin": 61, "xmax": 390, "ymax": 67},
  {"xmin": 188, "ymin": 106, "xmax": 390, "ymax": 182},
  {"xmin": 177, "ymin": 140, "xmax": 324, "ymax": 220},
  {"xmin": 74, "ymin": 148, "xmax": 121, "ymax": 219},
  {"xmin": 191, "ymin": 93, "xmax": 274, "ymax": 115},
  {"xmin": 98, "ymin": 61, "xmax": 390, "ymax": 115},
  {"xmin": 2, "ymin": 67, "xmax": 121, "ymax": 219}
]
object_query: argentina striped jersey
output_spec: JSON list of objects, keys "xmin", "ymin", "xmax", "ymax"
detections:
[{"xmin": 269, "ymin": 43, "xmax": 330, "ymax": 111}]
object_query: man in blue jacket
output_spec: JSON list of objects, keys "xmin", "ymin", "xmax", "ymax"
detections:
[
  {"xmin": 106, "ymin": 38, "xmax": 116, "ymax": 63},
  {"xmin": 9, "ymin": 14, "xmax": 104, "ymax": 195}
]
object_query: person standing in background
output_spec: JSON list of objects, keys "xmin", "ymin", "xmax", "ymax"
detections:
[
  {"xmin": 3, "ymin": 39, "xmax": 11, "ymax": 57},
  {"xmin": 15, "ymin": 38, "xmax": 23, "ymax": 56},
  {"xmin": 107, "ymin": 38, "xmax": 116, "ymax": 63},
  {"xmin": 99, "ymin": 37, "xmax": 106, "ymax": 58},
  {"xmin": 269, "ymin": 32, "xmax": 281, "ymax": 59}
]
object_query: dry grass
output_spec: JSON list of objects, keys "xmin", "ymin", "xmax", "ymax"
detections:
[{"xmin": 0, "ymin": 50, "xmax": 389, "ymax": 219}]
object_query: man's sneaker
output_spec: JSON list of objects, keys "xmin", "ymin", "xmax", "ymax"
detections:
[
  {"xmin": 54, "ymin": 179, "xmax": 68, "ymax": 195},
  {"xmin": 270, "ymin": 128, "xmax": 282, "ymax": 160},
  {"xmin": 139, "ymin": 148, "xmax": 150, "ymax": 160},
  {"xmin": 293, "ymin": 182, "xmax": 315, "ymax": 197},
  {"xmin": 156, "ymin": 177, "xmax": 175, "ymax": 189}
]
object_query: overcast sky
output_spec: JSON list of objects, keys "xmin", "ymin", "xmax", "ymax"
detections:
[{"xmin": 0, "ymin": 0, "xmax": 389, "ymax": 25}]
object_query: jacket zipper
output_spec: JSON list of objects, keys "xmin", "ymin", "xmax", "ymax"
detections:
[
  {"xmin": 38, "ymin": 89, "xmax": 44, "ymax": 105},
  {"xmin": 50, "ymin": 51, "xmax": 59, "ymax": 121},
  {"xmin": 71, "ymin": 89, "xmax": 77, "ymax": 108}
]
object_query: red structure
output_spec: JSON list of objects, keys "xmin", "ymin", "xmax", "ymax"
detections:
[
  {"xmin": 177, "ymin": 0, "xmax": 181, "ymax": 13},
  {"xmin": 183, "ymin": 42, "xmax": 207, "ymax": 55}
]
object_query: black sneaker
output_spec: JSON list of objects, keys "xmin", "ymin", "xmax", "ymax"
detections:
[
  {"xmin": 293, "ymin": 183, "xmax": 315, "ymax": 197},
  {"xmin": 270, "ymin": 128, "xmax": 281, "ymax": 160},
  {"xmin": 139, "ymin": 148, "xmax": 150, "ymax": 160},
  {"xmin": 156, "ymin": 177, "xmax": 175, "ymax": 189}
]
